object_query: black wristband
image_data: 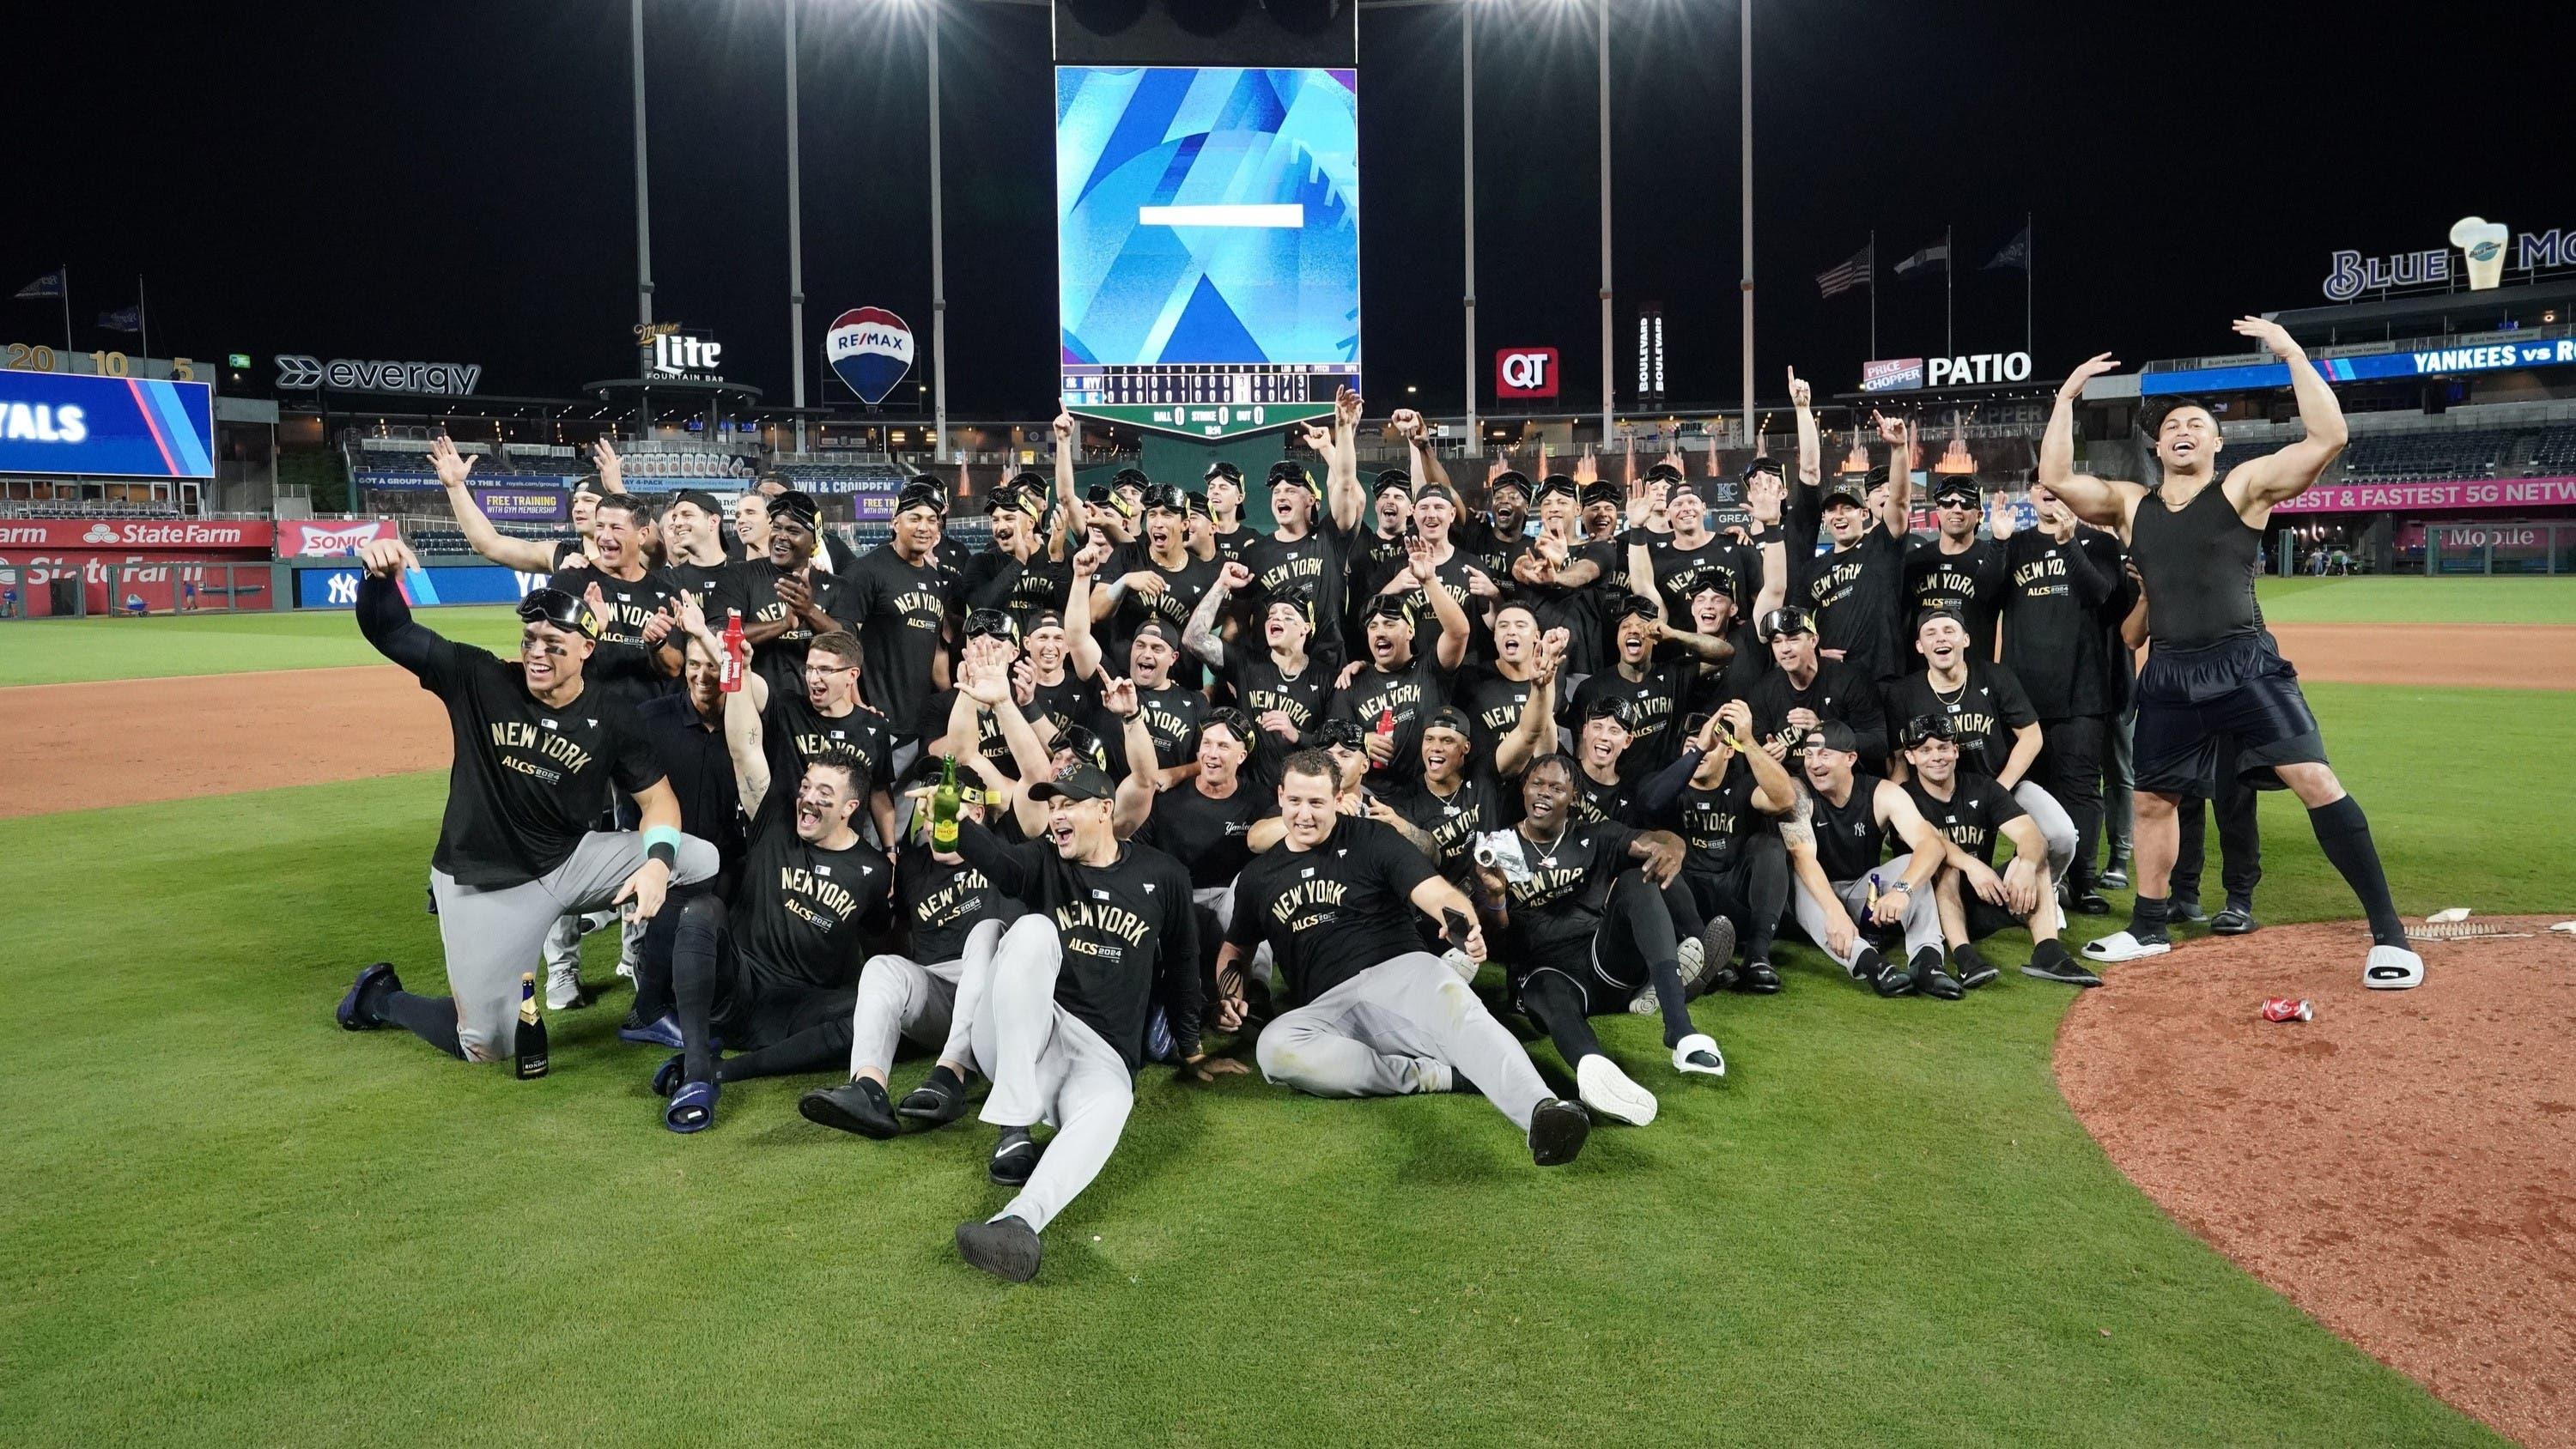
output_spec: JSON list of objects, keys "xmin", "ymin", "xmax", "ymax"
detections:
[{"xmin": 647, "ymin": 842, "xmax": 677, "ymax": 868}]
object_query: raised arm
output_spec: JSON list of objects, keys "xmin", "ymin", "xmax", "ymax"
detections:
[
  {"xmin": 1051, "ymin": 411, "xmax": 1089, "ymax": 540},
  {"xmin": 1324, "ymin": 385, "xmax": 1365, "ymax": 533},
  {"xmin": 1066, "ymin": 539, "xmax": 1107, "ymax": 682},
  {"xmin": 2226, "ymin": 316, "xmax": 2348, "ymax": 510},
  {"xmin": 2038, "ymin": 353, "xmax": 2142, "ymax": 529},
  {"xmin": 1789, "ymin": 367, "xmax": 1820, "ymax": 488},
  {"xmin": 431, "ymin": 437, "xmax": 559, "ymax": 573},
  {"xmin": 1873, "ymin": 411, "xmax": 1915, "ymax": 541},
  {"xmin": 1397, "ymin": 409, "xmax": 1449, "ymax": 490},
  {"xmin": 1748, "ymin": 475, "xmax": 1789, "ymax": 617},
  {"xmin": 352, "ymin": 541, "xmax": 439, "ymax": 676},
  {"xmin": 1185, "ymin": 561, "xmax": 1247, "ymax": 670},
  {"xmin": 588, "ymin": 436, "xmax": 626, "ymax": 495},
  {"xmin": 722, "ymin": 662, "xmax": 775, "ymax": 815},
  {"xmin": 1494, "ymin": 648, "xmax": 1560, "ymax": 779}
]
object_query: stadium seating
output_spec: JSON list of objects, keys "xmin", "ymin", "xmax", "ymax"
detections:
[
  {"xmin": 402, "ymin": 522, "xmax": 565, "ymax": 555},
  {"xmin": 2336, "ymin": 430, "xmax": 2510, "ymax": 482},
  {"xmin": 2526, "ymin": 426, "xmax": 2576, "ymax": 475}
]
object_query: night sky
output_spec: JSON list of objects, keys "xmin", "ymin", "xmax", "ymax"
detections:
[{"xmin": 6, "ymin": 1, "xmax": 2561, "ymax": 420}]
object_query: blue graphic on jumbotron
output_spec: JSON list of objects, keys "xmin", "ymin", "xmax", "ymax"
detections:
[
  {"xmin": 0, "ymin": 370, "xmax": 215, "ymax": 479},
  {"xmin": 1056, "ymin": 66, "xmax": 1360, "ymax": 372}
]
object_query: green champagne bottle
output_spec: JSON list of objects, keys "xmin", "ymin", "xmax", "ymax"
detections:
[{"xmin": 932, "ymin": 753, "xmax": 962, "ymax": 851}]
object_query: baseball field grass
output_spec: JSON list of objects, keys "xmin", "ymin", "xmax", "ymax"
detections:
[
  {"xmin": 0, "ymin": 606, "xmax": 525, "ymax": 686},
  {"xmin": 2254, "ymin": 573, "xmax": 2576, "ymax": 624},
  {"xmin": 7, "ymin": 603, "xmax": 2564, "ymax": 1445}
]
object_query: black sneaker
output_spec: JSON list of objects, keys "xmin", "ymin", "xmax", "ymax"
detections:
[
  {"xmin": 2170, "ymin": 896, "xmax": 2210, "ymax": 925},
  {"xmin": 1853, "ymin": 947, "xmax": 1913, "ymax": 998},
  {"xmin": 1527, "ymin": 1097, "xmax": 1590, "ymax": 1167},
  {"xmin": 2070, "ymin": 891, "xmax": 2111, "ymax": 916},
  {"xmin": 1910, "ymin": 947, "xmax": 1964, "ymax": 1001},
  {"xmin": 1951, "ymin": 943, "xmax": 1999, "ymax": 990},
  {"xmin": 1738, "ymin": 957, "xmax": 1781, "ymax": 993},
  {"xmin": 799, "ymin": 1078, "xmax": 900, "ymax": 1139},
  {"xmin": 1690, "ymin": 918, "xmax": 1738, "ymax": 997},
  {"xmin": 988, "ymin": 1127, "xmax": 1042, "ymax": 1187},
  {"xmin": 897, "ymin": 1064, "xmax": 975, "ymax": 1126},
  {"xmin": 2099, "ymin": 859, "xmax": 2129, "ymax": 890},
  {"xmin": 955, "ymin": 1215, "xmax": 1043, "ymax": 1282},
  {"xmin": 2021, "ymin": 940, "xmax": 2103, "ymax": 987},
  {"xmin": 2212, "ymin": 900, "xmax": 2258, "ymax": 936}
]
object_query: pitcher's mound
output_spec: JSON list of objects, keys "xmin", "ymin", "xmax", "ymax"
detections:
[{"xmin": 2057, "ymin": 917, "xmax": 2576, "ymax": 1447}]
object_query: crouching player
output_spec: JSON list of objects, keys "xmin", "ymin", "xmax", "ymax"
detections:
[
  {"xmin": 1218, "ymin": 750, "xmax": 1595, "ymax": 1164},
  {"xmin": 1473, "ymin": 755, "xmax": 1717, "ymax": 1128},
  {"xmin": 1895, "ymin": 715, "xmax": 2098, "ymax": 991},
  {"xmin": 1783, "ymin": 721, "xmax": 1952, "ymax": 999},
  {"xmin": 797, "ymin": 777, "xmax": 1024, "ymax": 1139}
]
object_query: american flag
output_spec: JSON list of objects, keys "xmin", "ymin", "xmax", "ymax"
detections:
[{"xmin": 1815, "ymin": 242, "xmax": 1873, "ymax": 299}]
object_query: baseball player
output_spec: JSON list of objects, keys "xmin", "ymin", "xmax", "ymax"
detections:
[
  {"xmin": 1329, "ymin": 559, "xmax": 1470, "ymax": 791},
  {"xmin": 1185, "ymin": 564, "xmax": 1331, "ymax": 749},
  {"xmin": 1743, "ymin": 606, "xmax": 1888, "ymax": 771},
  {"xmin": 334, "ymin": 541, "xmax": 717, "ymax": 1061},
  {"xmin": 1633, "ymin": 700, "xmax": 1800, "ymax": 995},
  {"xmin": 1882, "ymin": 608, "xmax": 2079, "ymax": 904},
  {"xmin": 1787, "ymin": 379, "xmax": 1914, "ymax": 686},
  {"xmin": 1781, "ymin": 720, "xmax": 1953, "ymax": 999},
  {"xmin": 2044, "ymin": 323, "xmax": 2420, "ymax": 987},
  {"xmin": 839, "ymin": 478, "xmax": 957, "ymax": 759},
  {"xmin": 1896, "ymin": 714, "xmax": 2098, "ymax": 989},
  {"xmin": 1221, "ymin": 750, "xmax": 1595, "ymax": 1164}
]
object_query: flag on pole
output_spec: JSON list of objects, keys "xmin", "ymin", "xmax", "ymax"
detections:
[
  {"xmin": 99, "ymin": 305, "xmax": 143, "ymax": 333},
  {"xmin": 1815, "ymin": 242, "xmax": 1874, "ymax": 299},
  {"xmin": 1983, "ymin": 225, "xmax": 2032, "ymax": 272},
  {"xmin": 14, "ymin": 270, "xmax": 64, "ymax": 300},
  {"xmin": 1893, "ymin": 239, "xmax": 1951, "ymax": 278}
]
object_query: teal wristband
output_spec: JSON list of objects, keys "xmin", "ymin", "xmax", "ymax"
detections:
[{"xmin": 642, "ymin": 826, "xmax": 683, "ymax": 867}]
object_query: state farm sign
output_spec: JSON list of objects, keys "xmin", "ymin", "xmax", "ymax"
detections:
[
  {"xmin": 1496, "ymin": 347, "xmax": 1560, "ymax": 399},
  {"xmin": 0, "ymin": 519, "xmax": 274, "ymax": 551}
]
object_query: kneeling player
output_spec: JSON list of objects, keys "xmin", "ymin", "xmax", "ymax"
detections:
[
  {"xmin": 1218, "ymin": 751, "xmax": 1592, "ymax": 1163},
  {"xmin": 652, "ymin": 683, "xmax": 894, "ymax": 1131},
  {"xmin": 1473, "ymin": 755, "xmax": 1716, "ymax": 1127},
  {"xmin": 1896, "ymin": 716, "xmax": 2097, "ymax": 991},
  {"xmin": 941, "ymin": 761, "xmax": 1216, "ymax": 1282}
]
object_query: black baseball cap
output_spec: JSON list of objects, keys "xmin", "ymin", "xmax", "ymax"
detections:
[
  {"xmin": 1423, "ymin": 705, "xmax": 1474, "ymax": 739},
  {"xmin": 1534, "ymin": 473, "xmax": 1579, "ymax": 503},
  {"xmin": 1026, "ymin": 609, "xmax": 1066, "ymax": 634},
  {"xmin": 1741, "ymin": 456, "xmax": 1785, "ymax": 481},
  {"xmin": 517, "ymin": 586, "xmax": 600, "ymax": 640},
  {"xmin": 1820, "ymin": 476, "xmax": 1869, "ymax": 509},
  {"xmin": 1914, "ymin": 604, "xmax": 1969, "ymax": 635},
  {"xmin": 1372, "ymin": 468, "xmax": 1413, "ymax": 499},
  {"xmin": 1131, "ymin": 619, "xmax": 1182, "ymax": 650},
  {"xmin": 1185, "ymin": 491, "xmax": 1212, "ymax": 520},
  {"xmin": 1489, "ymin": 470, "xmax": 1534, "ymax": 501},
  {"xmin": 1264, "ymin": 585, "xmax": 1315, "ymax": 622},
  {"xmin": 770, "ymin": 489, "xmax": 822, "ymax": 529},
  {"xmin": 669, "ymin": 488, "xmax": 722, "ymax": 516},
  {"xmin": 1319, "ymin": 718, "xmax": 1368, "ymax": 750},
  {"xmin": 1413, "ymin": 480, "xmax": 1461, "ymax": 508},
  {"xmin": 1899, "ymin": 712, "xmax": 1956, "ymax": 749},
  {"xmin": 1758, "ymin": 605, "xmax": 1815, "ymax": 640},
  {"xmin": 1205, "ymin": 460, "xmax": 1244, "ymax": 484},
  {"xmin": 1361, "ymin": 594, "xmax": 1413, "ymax": 626},
  {"xmin": 1805, "ymin": 719, "xmax": 1861, "ymax": 755},
  {"xmin": 1266, "ymin": 460, "xmax": 1315, "ymax": 492},
  {"xmin": 1028, "ymin": 759, "xmax": 1115, "ymax": 803},
  {"xmin": 1204, "ymin": 705, "xmax": 1256, "ymax": 740},
  {"xmin": 1929, "ymin": 476, "xmax": 1980, "ymax": 506}
]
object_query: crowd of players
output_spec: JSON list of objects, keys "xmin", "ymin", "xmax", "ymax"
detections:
[{"xmin": 331, "ymin": 373, "xmax": 2251, "ymax": 1284}]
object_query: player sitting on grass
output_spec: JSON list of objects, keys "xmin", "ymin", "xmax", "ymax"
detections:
[
  {"xmin": 335, "ymin": 539, "xmax": 717, "ymax": 1063},
  {"xmin": 1894, "ymin": 714, "xmax": 2098, "ymax": 991},
  {"xmin": 1470, "ymin": 755, "xmax": 1717, "ymax": 1127},
  {"xmin": 647, "ymin": 674, "xmax": 893, "ymax": 1132},
  {"xmin": 1781, "ymin": 720, "xmax": 1953, "ymax": 1000}
]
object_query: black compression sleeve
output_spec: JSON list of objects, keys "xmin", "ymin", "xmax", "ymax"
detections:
[
  {"xmin": 951, "ymin": 818, "xmax": 1039, "ymax": 902},
  {"xmin": 1633, "ymin": 748, "xmax": 1704, "ymax": 821},
  {"xmin": 355, "ymin": 573, "xmax": 440, "ymax": 676},
  {"xmin": 1158, "ymin": 866, "xmax": 1205, "ymax": 1059},
  {"xmin": 2062, "ymin": 534, "xmax": 2116, "ymax": 608}
]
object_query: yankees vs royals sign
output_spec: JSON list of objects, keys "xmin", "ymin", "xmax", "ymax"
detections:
[{"xmin": 828, "ymin": 307, "xmax": 915, "ymax": 406}]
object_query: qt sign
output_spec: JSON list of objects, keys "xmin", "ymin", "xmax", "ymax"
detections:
[{"xmin": 1496, "ymin": 347, "xmax": 1559, "ymax": 399}]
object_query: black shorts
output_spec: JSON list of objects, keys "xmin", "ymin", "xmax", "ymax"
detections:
[
  {"xmin": 2133, "ymin": 634, "xmax": 2325, "ymax": 795},
  {"xmin": 1961, "ymin": 894, "xmax": 2022, "ymax": 943}
]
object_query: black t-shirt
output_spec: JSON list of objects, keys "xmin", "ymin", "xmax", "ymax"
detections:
[
  {"xmin": 412, "ymin": 638, "xmax": 665, "ymax": 888},
  {"xmin": 662, "ymin": 557, "xmax": 738, "ymax": 611},
  {"xmin": 1494, "ymin": 818, "xmax": 1640, "ymax": 971},
  {"xmin": 1903, "ymin": 773, "xmax": 2026, "ymax": 868},
  {"xmin": 1564, "ymin": 664, "xmax": 1690, "ymax": 767},
  {"xmin": 893, "ymin": 842, "xmax": 1019, "ymax": 964},
  {"xmin": 840, "ymin": 543, "xmax": 955, "ymax": 737},
  {"xmin": 545, "ymin": 555, "xmax": 679, "ymax": 714},
  {"xmin": 1394, "ymin": 769, "xmax": 1503, "ymax": 878},
  {"xmin": 1023, "ymin": 670, "xmax": 1094, "ymax": 750},
  {"xmin": 731, "ymin": 559, "xmax": 855, "ymax": 701},
  {"xmin": 1111, "ymin": 552, "xmax": 1221, "ymax": 688},
  {"xmin": 1808, "ymin": 774, "xmax": 1897, "ymax": 882},
  {"xmin": 1227, "ymin": 815, "xmax": 1437, "ymax": 1008},
  {"xmin": 635, "ymin": 689, "xmax": 747, "ymax": 867},
  {"xmin": 1376, "ymin": 546, "xmax": 1489, "ymax": 664},
  {"xmin": 1139, "ymin": 780, "xmax": 1273, "ymax": 890},
  {"xmin": 916, "ymin": 688, "xmax": 1017, "ymax": 773},
  {"xmin": 1330, "ymin": 653, "xmax": 1450, "ymax": 790},
  {"xmin": 952, "ymin": 826, "xmax": 1202, "ymax": 1070},
  {"xmin": 2001, "ymin": 530, "xmax": 2119, "ymax": 720},
  {"xmin": 1506, "ymin": 536, "xmax": 1616, "ymax": 680},
  {"xmin": 1671, "ymin": 757, "xmax": 1765, "ymax": 875},
  {"xmin": 1904, "ymin": 535, "xmax": 2008, "ymax": 658},
  {"xmin": 1649, "ymin": 533, "xmax": 1757, "ymax": 615},
  {"xmin": 1344, "ymin": 527, "xmax": 1413, "ymax": 623},
  {"xmin": 1792, "ymin": 510, "xmax": 1911, "ymax": 684},
  {"xmin": 1569, "ymin": 761, "xmax": 1638, "ymax": 826},
  {"xmin": 1457, "ymin": 513, "xmax": 1522, "ymax": 582},
  {"xmin": 1881, "ymin": 662, "xmax": 2038, "ymax": 781},
  {"xmin": 1239, "ymin": 528, "xmax": 1348, "ymax": 649},
  {"xmin": 1678, "ymin": 621, "xmax": 1768, "ymax": 720},
  {"xmin": 1109, "ymin": 682, "xmax": 1209, "ymax": 778},
  {"xmin": 1219, "ymin": 651, "xmax": 1331, "ymax": 746},
  {"xmin": 1744, "ymin": 658, "xmax": 1888, "ymax": 768},
  {"xmin": 961, "ymin": 546, "xmax": 1072, "ymax": 633},
  {"xmin": 730, "ymin": 786, "xmax": 892, "ymax": 990},
  {"xmin": 1459, "ymin": 666, "xmax": 1542, "ymax": 762},
  {"xmin": 765, "ymin": 693, "xmax": 896, "ymax": 797},
  {"xmin": 1208, "ymin": 522, "xmax": 1258, "ymax": 570}
]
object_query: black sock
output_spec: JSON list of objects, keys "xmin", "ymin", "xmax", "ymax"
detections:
[
  {"xmin": 718, "ymin": 1021, "xmax": 853, "ymax": 1083},
  {"xmin": 2308, "ymin": 795, "xmax": 2407, "ymax": 946},
  {"xmin": 1952, "ymin": 942, "xmax": 1990, "ymax": 977},
  {"xmin": 1649, "ymin": 960, "xmax": 1692, "ymax": 1047},
  {"xmin": 2129, "ymin": 894, "xmax": 2170, "ymax": 942},
  {"xmin": 379, "ymin": 991, "xmax": 465, "ymax": 1059},
  {"xmin": 920, "ymin": 1063, "xmax": 969, "ymax": 1096},
  {"xmin": 1744, "ymin": 847, "xmax": 1788, "ymax": 961},
  {"xmin": 2031, "ymin": 939, "xmax": 2071, "ymax": 969},
  {"xmin": 671, "ymin": 900, "xmax": 726, "ymax": 1085},
  {"xmin": 1520, "ymin": 974, "xmax": 1605, "ymax": 1067},
  {"xmin": 1850, "ymin": 944, "xmax": 1884, "ymax": 981},
  {"xmin": 1910, "ymin": 945, "xmax": 1946, "ymax": 979}
]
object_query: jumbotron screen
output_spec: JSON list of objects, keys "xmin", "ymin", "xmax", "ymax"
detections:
[{"xmin": 1056, "ymin": 65, "xmax": 1360, "ymax": 440}]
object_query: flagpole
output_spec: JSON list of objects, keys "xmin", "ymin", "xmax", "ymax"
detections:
[
  {"xmin": 1868, "ymin": 230, "xmax": 1877, "ymax": 360},
  {"xmin": 60, "ymin": 264, "xmax": 72, "ymax": 355},
  {"xmin": 1943, "ymin": 224, "xmax": 1954, "ymax": 358},
  {"xmin": 138, "ymin": 276, "xmax": 149, "ymax": 366},
  {"xmin": 2024, "ymin": 211, "xmax": 2034, "ymax": 357}
]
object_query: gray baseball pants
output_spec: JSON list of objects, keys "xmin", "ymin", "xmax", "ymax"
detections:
[{"xmin": 1255, "ymin": 953, "xmax": 1550, "ymax": 1130}]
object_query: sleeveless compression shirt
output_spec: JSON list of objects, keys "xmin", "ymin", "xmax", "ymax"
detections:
[{"xmin": 2130, "ymin": 481, "xmax": 2261, "ymax": 648}]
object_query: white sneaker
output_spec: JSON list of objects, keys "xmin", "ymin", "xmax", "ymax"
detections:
[
  {"xmin": 1575, "ymin": 1054, "xmax": 1657, "ymax": 1125},
  {"xmin": 545, "ymin": 957, "xmax": 586, "ymax": 1011},
  {"xmin": 2364, "ymin": 943, "xmax": 2425, "ymax": 991},
  {"xmin": 1671, "ymin": 1033, "xmax": 1726, "ymax": 1077},
  {"xmin": 2081, "ymin": 930, "xmax": 2172, "ymax": 964}
]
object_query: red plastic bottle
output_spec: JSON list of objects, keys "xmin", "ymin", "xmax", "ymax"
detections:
[
  {"xmin": 720, "ymin": 609, "xmax": 745, "ymax": 693},
  {"xmin": 1372, "ymin": 706, "xmax": 1395, "ymax": 769}
]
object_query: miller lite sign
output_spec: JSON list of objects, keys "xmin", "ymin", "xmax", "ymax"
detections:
[
  {"xmin": 1496, "ymin": 347, "xmax": 1559, "ymax": 400},
  {"xmin": 828, "ymin": 307, "xmax": 916, "ymax": 406}
]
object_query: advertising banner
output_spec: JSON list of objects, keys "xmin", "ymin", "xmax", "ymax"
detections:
[
  {"xmin": 2269, "ymin": 476, "xmax": 2576, "ymax": 515},
  {"xmin": 2143, "ymin": 337, "xmax": 2576, "ymax": 396},
  {"xmin": 353, "ymin": 470, "xmax": 576, "ymax": 492},
  {"xmin": 276, "ymin": 519, "xmax": 397, "ymax": 556},
  {"xmin": 1862, "ymin": 358, "xmax": 1924, "ymax": 392},
  {"xmin": 295, "ymin": 563, "xmax": 545, "ymax": 609},
  {"xmin": 1496, "ymin": 348, "xmax": 1561, "ymax": 399},
  {"xmin": 471, "ymin": 486, "xmax": 568, "ymax": 524},
  {"xmin": 0, "ymin": 518, "xmax": 271, "ymax": 551},
  {"xmin": 0, "ymin": 371, "xmax": 216, "ymax": 478},
  {"xmin": 0, "ymin": 556, "xmax": 276, "ymax": 615}
]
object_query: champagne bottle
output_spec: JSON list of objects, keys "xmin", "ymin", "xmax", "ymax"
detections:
[
  {"xmin": 932, "ymin": 753, "xmax": 962, "ymax": 852},
  {"xmin": 514, "ymin": 972, "xmax": 549, "ymax": 1080}
]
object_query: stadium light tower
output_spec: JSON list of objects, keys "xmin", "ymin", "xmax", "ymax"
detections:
[
  {"xmin": 927, "ymin": 0, "xmax": 947, "ymax": 464},
  {"xmin": 630, "ymin": 0, "xmax": 653, "ymax": 340},
  {"xmin": 787, "ymin": 0, "xmax": 809, "ymax": 453},
  {"xmin": 1595, "ymin": 0, "xmax": 1613, "ymax": 446},
  {"xmin": 1461, "ymin": 0, "xmax": 1476, "ymax": 452}
]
